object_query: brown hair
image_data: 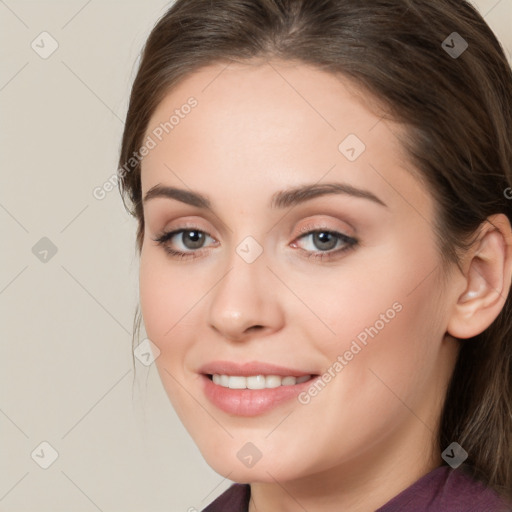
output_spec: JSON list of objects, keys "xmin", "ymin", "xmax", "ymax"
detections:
[{"xmin": 117, "ymin": 0, "xmax": 512, "ymax": 498}]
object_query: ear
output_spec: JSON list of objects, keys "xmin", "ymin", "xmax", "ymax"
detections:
[{"xmin": 447, "ymin": 213, "xmax": 512, "ymax": 339}]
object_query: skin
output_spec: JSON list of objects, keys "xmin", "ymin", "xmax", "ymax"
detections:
[{"xmin": 137, "ymin": 59, "xmax": 512, "ymax": 511}]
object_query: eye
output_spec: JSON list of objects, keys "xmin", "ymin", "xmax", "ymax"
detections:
[
  {"xmin": 292, "ymin": 229, "xmax": 357, "ymax": 261},
  {"xmin": 152, "ymin": 227, "xmax": 357, "ymax": 262},
  {"xmin": 152, "ymin": 228, "xmax": 217, "ymax": 259}
]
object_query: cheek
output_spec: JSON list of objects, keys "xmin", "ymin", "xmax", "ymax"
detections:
[
  {"xmin": 139, "ymin": 252, "xmax": 169, "ymax": 340},
  {"xmin": 277, "ymin": 268, "xmax": 445, "ymax": 470},
  {"xmin": 139, "ymin": 248, "xmax": 202, "ymax": 415},
  {"xmin": 290, "ymin": 239, "xmax": 441, "ymax": 348},
  {"xmin": 298, "ymin": 238, "xmax": 446, "ymax": 396},
  {"xmin": 139, "ymin": 248, "xmax": 193, "ymax": 348}
]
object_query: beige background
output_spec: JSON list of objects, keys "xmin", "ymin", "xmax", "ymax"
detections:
[{"xmin": 1, "ymin": 1, "xmax": 511, "ymax": 511}]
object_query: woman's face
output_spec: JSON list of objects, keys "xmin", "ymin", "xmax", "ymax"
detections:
[{"xmin": 139, "ymin": 59, "xmax": 460, "ymax": 484}]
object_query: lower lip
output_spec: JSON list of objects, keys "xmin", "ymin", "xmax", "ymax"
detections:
[{"xmin": 201, "ymin": 374, "xmax": 318, "ymax": 416}]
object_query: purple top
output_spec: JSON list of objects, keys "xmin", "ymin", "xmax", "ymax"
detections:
[{"xmin": 202, "ymin": 465, "xmax": 512, "ymax": 511}]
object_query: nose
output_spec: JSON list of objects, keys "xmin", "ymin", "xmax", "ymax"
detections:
[{"xmin": 207, "ymin": 252, "xmax": 285, "ymax": 342}]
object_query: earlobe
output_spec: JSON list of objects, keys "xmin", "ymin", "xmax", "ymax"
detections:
[{"xmin": 447, "ymin": 214, "xmax": 512, "ymax": 340}]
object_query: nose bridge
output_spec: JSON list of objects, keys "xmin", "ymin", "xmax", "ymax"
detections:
[{"xmin": 206, "ymin": 239, "xmax": 283, "ymax": 340}]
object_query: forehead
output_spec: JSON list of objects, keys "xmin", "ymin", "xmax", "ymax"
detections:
[
  {"xmin": 140, "ymin": 59, "xmax": 425, "ymax": 214},
  {"xmin": 144, "ymin": 58, "xmax": 390, "ymax": 146}
]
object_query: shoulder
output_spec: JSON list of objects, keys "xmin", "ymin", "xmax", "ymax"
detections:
[
  {"xmin": 201, "ymin": 483, "xmax": 251, "ymax": 512},
  {"xmin": 199, "ymin": 467, "xmax": 511, "ymax": 512},
  {"xmin": 377, "ymin": 465, "xmax": 512, "ymax": 512}
]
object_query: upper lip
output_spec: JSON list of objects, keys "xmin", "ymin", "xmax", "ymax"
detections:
[{"xmin": 198, "ymin": 360, "xmax": 316, "ymax": 377}]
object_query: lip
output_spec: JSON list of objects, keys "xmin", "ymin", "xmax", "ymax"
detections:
[
  {"xmin": 198, "ymin": 360, "xmax": 315, "ymax": 377},
  {"xmin": 198, "ymin": 360, "xmax": 319, "ymax": 417}
]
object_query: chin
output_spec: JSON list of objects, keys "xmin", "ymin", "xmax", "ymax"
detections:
[{"xmin": 198, "ymin": 442, "xmax": 304, "ymax": 483}]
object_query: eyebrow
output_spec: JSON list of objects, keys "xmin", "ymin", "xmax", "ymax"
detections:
[{"xmin": 142, "ymin": 182, "xmax": 387, "ymax": 209}]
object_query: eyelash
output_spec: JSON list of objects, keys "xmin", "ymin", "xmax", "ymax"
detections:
[{"xmin": 152, "ymin": 226, "xmax": 358, "ymax": 262}]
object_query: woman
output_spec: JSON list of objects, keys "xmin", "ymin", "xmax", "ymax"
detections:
[{"xmin": 118, "ymin": 0, "xmax": 512, "ymax": 510}]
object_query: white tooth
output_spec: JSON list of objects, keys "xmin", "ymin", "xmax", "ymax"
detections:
[
  {"xmin": 247, "ymin": 375, "xmax": 266, "ymax": 389},
  {"xmin": 213, "ymin": 374, "xmax": 310, "ymax": 389},
  {"xmin": 265, "ymin": 375, "xmax": 282, "ymax": 388},
  {"xmin": 228, "ymin": 376, "xmax": 247, "ymax": 389}
]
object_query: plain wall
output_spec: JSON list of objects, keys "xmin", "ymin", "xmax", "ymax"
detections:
[{"xmin": 1, "ymin": 1, "xmax": 511, "ymax": 510}]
